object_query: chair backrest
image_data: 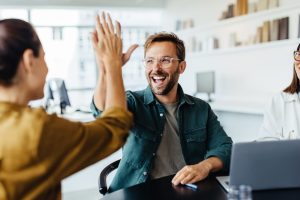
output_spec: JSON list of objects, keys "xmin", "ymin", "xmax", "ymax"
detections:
[{"xmin": 98, "ymin": 159, "xmax": 121, "ymax": 195}]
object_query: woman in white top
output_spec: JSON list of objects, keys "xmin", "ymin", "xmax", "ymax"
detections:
[{"xmin": 259, "ymin": 43, "xmax": 300, "ymax": 140}]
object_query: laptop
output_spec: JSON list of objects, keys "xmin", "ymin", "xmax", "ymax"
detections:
[{"xmin": 217, "ymin": 139, "xmax": 300, "ymax": 191}]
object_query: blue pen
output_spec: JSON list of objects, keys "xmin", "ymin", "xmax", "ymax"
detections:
[{"xmin": 184, "ymin": 183, "xmax": 198, "ymax": 190}]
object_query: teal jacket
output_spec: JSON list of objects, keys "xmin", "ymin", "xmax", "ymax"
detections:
[{"xmin": 91, "ymin": 85, "xmax": 232, "ymax": 192}]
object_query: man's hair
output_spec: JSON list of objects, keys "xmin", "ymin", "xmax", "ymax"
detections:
[
  {"xmin": 283, "ymin": 43, "xmax": 300, "ymax": 94},
  {"xmin": 144, "ymin": 32, "xmax": 185, "ymax": 61}
]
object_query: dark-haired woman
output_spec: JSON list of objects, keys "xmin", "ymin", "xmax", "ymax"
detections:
[
  {"xmin": 258, "ymin": 43, "xmax": 300, "ymax": 140},
  {"xmin": 0, "ymin": 13, "xmax": 133, "ymax": 200}
]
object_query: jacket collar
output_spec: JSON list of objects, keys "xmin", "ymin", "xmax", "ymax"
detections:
[
  {"xmin": 282, "ymin": 92, "xmax": 300, "ymax": 102},
  {"xmin": 144, "ymin": 84, "xmax": 194, "ymax": 105}
]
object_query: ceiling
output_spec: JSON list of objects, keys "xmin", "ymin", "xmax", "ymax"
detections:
[{"xmin": 0, "ymin": 0, "xmax": 166, "ymax": 8}]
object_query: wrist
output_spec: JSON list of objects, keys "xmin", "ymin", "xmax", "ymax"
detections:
[{"xmin": 201, "ymin": 159, "xmax": 213, "ymax": 172}]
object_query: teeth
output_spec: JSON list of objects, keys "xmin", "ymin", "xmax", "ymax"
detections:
[{"xmin": 153, "ymin": 76, "xmax": 165, "ymax": 80}]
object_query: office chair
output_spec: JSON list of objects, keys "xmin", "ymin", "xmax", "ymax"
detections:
[{"xmin": 98, "ymin": 159, "xmax": 121, "ymax": 195}]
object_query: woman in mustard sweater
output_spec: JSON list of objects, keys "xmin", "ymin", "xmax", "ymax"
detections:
[{"xmin": 0, "ymin": 13, "xmax": 133, "ymax": 200}]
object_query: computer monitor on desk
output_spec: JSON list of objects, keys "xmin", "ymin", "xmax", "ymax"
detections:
[
  {"xmin": 194, "ymin": 71, "xmax": 215, "ymax": 102},
  {"xmin": 44, "ymin": 78, "xmax": 71, "ymax": 114}
]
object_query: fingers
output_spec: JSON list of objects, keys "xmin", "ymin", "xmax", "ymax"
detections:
[
  {"xmin": 100, "ymin": 12, "xmax": 111, "ymax": 36},
  {"xmin": 107, "ymin": 13, "xmax": 115, "ymax": 34},
  {"xmin": 96, "ymin": 12, "xmax": 121, "ymax": 37},
  {"xmin": 95, "ymin": 15, "xmax": 104, "ymax": 38},
  {"xmin": 123, "ymin": 44, "xmax": 139, "ymax": 64},
  {"xmin": 116, "ymin": 21, "xmax": 121, "ymax": 38},
  {"xmin": 180, "ymin": 173, "xmax": 195, "ymax": 184},
  {"xmin": 172, "ymin": 168, "xmax": 187, "ymax": 185},
  {"xmin": 126, "ymin": 44, "xmax": 139, "ymax": 56}
]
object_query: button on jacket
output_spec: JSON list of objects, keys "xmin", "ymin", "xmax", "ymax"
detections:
[{"xmin": 91, "ymin": 85, "xmax": 232, "ymax": 192}]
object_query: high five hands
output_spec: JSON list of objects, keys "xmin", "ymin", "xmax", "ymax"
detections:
[{"xmin": 91, "ymin": 12, "xmax": 138, "ymax": 73}]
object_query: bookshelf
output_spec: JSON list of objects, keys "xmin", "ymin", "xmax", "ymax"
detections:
[{"xmin": 176, "ymin": 3, "xmax": 300, "ymax": 53}]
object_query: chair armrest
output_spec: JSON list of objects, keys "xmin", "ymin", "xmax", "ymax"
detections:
[{"xmin": 98, "ymin": 159, "xmax": 121, "ymax": 195}]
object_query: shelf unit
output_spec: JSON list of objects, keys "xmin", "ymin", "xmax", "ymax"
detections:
[
  {"xmin": 177, "ymin": 3, "xmax": 300, "ymax": 35},
  {"xmin": 176, "ymin": 2, "xmax": 300, "ymax": 115},
  {"xmin": 176, "ymin": 3, "xmax": 300, "ymax": 54}
]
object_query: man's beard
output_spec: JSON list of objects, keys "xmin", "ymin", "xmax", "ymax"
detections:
[{"xmin": 148, "ymin": 67, "xmax": 179, "ymax": 95}]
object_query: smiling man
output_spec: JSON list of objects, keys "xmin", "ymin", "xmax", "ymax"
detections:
[{"xmin": 91, "ymin": 32, "xmax": 232, "ymax": 192}]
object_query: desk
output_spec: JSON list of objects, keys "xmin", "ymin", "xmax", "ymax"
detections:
[
  {"xmin": 101, "ymin": 175, "xmax": 300, "ymax": 200},
  {"xmin": 62, "ymin": 111, "xmax": 94, "ymax": 122}
]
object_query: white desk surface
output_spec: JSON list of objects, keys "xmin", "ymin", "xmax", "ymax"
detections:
[
  {"xmin": 62, "ymin": 111, "xmax": 94, "ymax": 122},
  {"xmin": 209, "ymin": 101, "xmax": 265, "ymax": 115}
]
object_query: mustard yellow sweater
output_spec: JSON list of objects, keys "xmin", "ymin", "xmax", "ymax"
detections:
[{"xmin": 0, "ymin": 102, "xmax": 132, "ymax": 200}]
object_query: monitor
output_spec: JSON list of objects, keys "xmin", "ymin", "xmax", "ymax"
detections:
[
  {"xmin": 44, "ymin": 78, "xmax": 71, "ymax": 114},
  {"xmin": 194, "ymin": 71, "xmax": 215, "ymax": 102}
]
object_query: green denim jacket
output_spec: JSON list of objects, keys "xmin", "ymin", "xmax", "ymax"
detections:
[{"xmin": 91, "ymin": 85, "xmax": 232, "ymax": 192}]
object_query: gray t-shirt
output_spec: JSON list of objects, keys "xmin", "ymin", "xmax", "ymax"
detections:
[{"xmin": 150, "ymin": 102, "xmax": 186, "ymax": 179}]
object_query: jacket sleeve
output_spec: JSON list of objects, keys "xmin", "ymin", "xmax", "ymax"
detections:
[
  {"xmin": 90, "ymin": 91, "xmax": 135, "ymax": 117},
  {"xmin": 37, "ymin": 107, "xmax": 133, "ymax": 182},
  {"xmin": 204, "ymin": 105, "xmax": 233, "ymax": 171}
]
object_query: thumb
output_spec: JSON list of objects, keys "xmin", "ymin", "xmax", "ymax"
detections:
[{"xmin": 123, "ymin": 44, "xmax": 139, "ymax": 63}]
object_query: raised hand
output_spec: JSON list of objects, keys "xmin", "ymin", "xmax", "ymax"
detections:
[
  {"xmin": 91, "ymin": 12, "xmax": 123, "ymax": 72},
  {"xmin": 91, "ymin": 13, "xmax": 138, "ymax": 74}
]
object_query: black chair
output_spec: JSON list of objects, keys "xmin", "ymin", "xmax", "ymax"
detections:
[{"xmin": 98, "ymin": 159, "xmax": 121, "ymax": 195}]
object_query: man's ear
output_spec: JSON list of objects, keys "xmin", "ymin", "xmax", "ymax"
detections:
[
  {"xmin": 22, "ymin": 49, "xmax": 35, "ymax": 73},
  {"xmin": 179, "ymin": 60, "xmax": 186, "ymax": 74}
]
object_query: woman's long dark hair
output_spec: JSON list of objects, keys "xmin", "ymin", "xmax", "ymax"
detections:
[
  {"xmin": 283, "ymin": 43, "xmax": 300, "ymax": 94},
  {"xmin": 0, "ymin": 19, "xmax": 41, "ymax": 86}
]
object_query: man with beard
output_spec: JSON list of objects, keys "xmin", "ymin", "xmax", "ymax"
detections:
[{"xmin": 91, "ymin": 32, "xmax": 232, "ymax": 192}]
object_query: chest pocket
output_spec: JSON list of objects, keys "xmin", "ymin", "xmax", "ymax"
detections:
[
  {"xmin": 185, "ymin": 127, "xmax": 207, "ymax": 141},
  {"xmin": 184, "ymin": 127, "xmax": 207, "ymax": 161}
]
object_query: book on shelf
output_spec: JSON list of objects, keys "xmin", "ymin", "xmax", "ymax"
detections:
[
  {"xmin": 257, "ymin": 0, "xmax": 268, "ymax": 11},
  {"xmin": 207, "ymin": 37, "xmax": 219, "ymax": 50},
  {"xmin": 262, "ymin": 21, "xmax": 270, "ymax": 43},
  {"xmin": 278, "ymin": 17, "xmax": 289, "ymax": 40},
  {"xmin": 227, "ymin": 4, "xmax": 235, "ymax": 18},
  {"xmin": 248, "ymin": 2, "xmax": 257, "ymax": 13},
  {"xmin": 255, "ymin": 26, "xmax": 263, "ymax": 44},
  {"xmin": 268, "ymin": 0, "xmax": 279, "ymax": 9},
  {"xmin": 270, "ymin": 19, "xmax": 279, "ymax": 41},
  {"xmin": 220, "ymin": 11, "xmax": 227, "ymax": 20},
  {"xmin": 236, "ymin": 0, "xmax": 248, "ymax": 16}
]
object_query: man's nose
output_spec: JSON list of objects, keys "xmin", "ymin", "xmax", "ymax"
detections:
[{"xmin": 152, "ymin": 60, "xmax": 163, "ymax": 70}]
